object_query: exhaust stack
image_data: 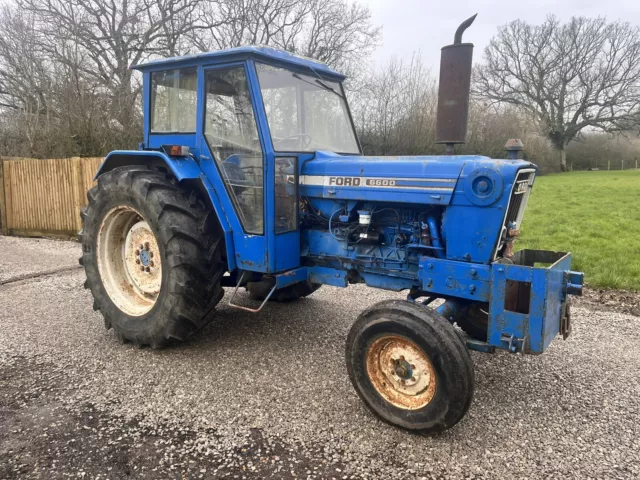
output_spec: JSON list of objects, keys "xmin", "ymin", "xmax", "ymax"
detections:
[{"xmin": 436, "ymin": 14, "xmax": 477, "ymax": 154}]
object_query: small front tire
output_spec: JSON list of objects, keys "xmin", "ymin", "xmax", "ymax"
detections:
[{"xmin": 346, "ymin": 300, "xmax": 475, "ymax": 434}]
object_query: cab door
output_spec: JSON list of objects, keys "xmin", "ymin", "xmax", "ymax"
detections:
[
  {"xmin": 196, "ymin": 60, "xmax": 300, "ymax": 274},
  {"xmin": 196, "ymin": 62, "xmax": 270, "ymax": 272},
  {"xmin": 250, "ymin": 61, "xmax": 301, "ymax": 273}
]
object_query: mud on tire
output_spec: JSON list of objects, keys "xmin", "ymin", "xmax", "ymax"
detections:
[
  {"xmin": 346, "ymin": 300, "xmax": 475, "ymax": 434},
  {"xmin": 78, "ymin": 166, "xmax": 226, "ymax": 348}
]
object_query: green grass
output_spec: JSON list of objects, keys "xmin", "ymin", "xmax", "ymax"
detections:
[{"xmin": 518, "ymin": 170, "xmax": 640, "ymax": 291}]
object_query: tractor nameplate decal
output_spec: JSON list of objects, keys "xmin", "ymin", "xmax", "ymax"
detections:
[
  {"xmin": 327, "ymin": 177, "xmax": 397, "ymax": 187},
  {"xmin": 300, "ymin": 175, "xmax": 455, "ymax": 192},
  {"xmin": 514, "ymin": 181, "xmax": 529, "ymax": 194}
]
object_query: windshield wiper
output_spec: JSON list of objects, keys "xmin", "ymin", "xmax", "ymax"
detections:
[
  {"xmin": 314, "ymin": 78, "xmax": 343, "ymax": 97},
  {"xmin": 292, "ymin": 71, "xmax": 344, "ymax": 99}
]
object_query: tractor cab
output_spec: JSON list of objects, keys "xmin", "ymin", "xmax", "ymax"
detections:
[{"xmin": 131, "ymin": 47, "xmax": 361, "ymax": 273}]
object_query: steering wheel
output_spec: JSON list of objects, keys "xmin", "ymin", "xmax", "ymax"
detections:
[{"xmin": 273, "ymin": 134, "xmax": 312, "ymax": 150}]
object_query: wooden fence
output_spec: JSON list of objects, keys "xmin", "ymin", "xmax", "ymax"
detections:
[{"xmin": 0, "ymin": 156, "xmax": 103, "ymax": 239}]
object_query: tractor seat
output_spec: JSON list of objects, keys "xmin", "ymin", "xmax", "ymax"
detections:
[{"xmin": 221, "ymin": 154, "xmax": 261, "ymax": 188}]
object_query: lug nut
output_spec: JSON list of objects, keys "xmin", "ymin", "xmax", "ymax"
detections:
[
  {"xmin": 135, "ymin": 259, "xmax": 140, "ymax": 264},
  {"xmin": 139, "ymin": 244, "xmax": 144, "ymax": 250},
  {"xmin": 149, "ymin": 252, "xmax": 154, "ymax": 258},
  {"xmin": 135, "ymin": 250, "xmax": 140, "ymax": 256},
  {"xmin": 411, "ymin": 364, "xmax": 415, "ymax": 369},
  {"xmin": 411, "ymin": 377, "xmax": 415, "ymax": 382},
  {"xmin": 150, "ymin": 261, "xmax": 154, "ymax": 267},
  {"xmin": 401, "ymin": 379, "xmax": 406, "ymax": 385},
  {"xmin": 145, "ymin": 267, "xmax": 150, "ymax": 273},
  {"xmin": 145, "ymin": 242, "xmax": 150, "ymax": 249},
  {"xmin": 140, "ymin": 266, "xmax": 145, "ymax": 271}
]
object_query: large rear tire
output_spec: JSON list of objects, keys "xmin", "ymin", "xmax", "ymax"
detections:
[
  {"xmin": 346, "ymin": 300, "xmax": 475, "ymax": 434},
  {"xmin": 79, "ymin": 166, "xmax": 225, "ymax": 348},
  {"xmin": 453, "ymin": 303, "xmax": 489, "ymax": 341}
]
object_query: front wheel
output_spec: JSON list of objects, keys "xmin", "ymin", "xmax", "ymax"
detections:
[{"xmin": 346, "ymin": 300, "xmax": 475, "ymax": 434}]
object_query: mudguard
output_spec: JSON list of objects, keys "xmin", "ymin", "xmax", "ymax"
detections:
[
  {"xmin": 95, "ymin": 150, "xmax": 236, "ymax": 270},
  {"xmin": 95, "ymin": 150, "xmax": 202, "ymax": 181}
]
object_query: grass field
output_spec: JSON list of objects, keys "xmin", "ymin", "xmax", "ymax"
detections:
[{"xmin": 518, "ymin": 169, "xmax": 640, "ymax": 291}]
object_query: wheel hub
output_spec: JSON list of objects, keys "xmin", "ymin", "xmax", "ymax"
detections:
[
  {"xmin": 393, "ymin": 358, "xmax": 413, "ymax": 380},
  {"xmin": 366, "ymin": 334, "xmax": 437, "ymax": 410},
  {"xmin": 139, "ymin": 249, "xmax": 151, "ymax": 267}
]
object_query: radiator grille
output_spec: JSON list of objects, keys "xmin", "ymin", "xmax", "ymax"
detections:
[{"xmin": 504, "ymin": 170, "xmax": 534, "ymax": 228}]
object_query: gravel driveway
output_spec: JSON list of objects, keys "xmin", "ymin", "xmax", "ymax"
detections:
[{"xmin": 1, "ymin": 236, "xmax": 639, "ymax": 479}]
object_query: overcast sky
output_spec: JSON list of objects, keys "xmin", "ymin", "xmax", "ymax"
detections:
[{"xmin": 360, "ymin": 0, "xmax": 640, "ymax": 71}]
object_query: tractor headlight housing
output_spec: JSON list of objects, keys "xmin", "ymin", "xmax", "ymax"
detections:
[{"xmin": 463, "ymin": 168, "xmax": 503, "ymax": 206}]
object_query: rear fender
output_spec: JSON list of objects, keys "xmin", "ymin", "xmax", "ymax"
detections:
[
  {"xmin": 95, "ymin": 150, "xmax": 236, "ymax": 270},
  {"xmin": 96, "ymin": 150, "xmax": 201, "ymax": 181}
]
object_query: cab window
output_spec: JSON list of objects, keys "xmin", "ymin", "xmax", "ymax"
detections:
[
  {"xmin": 256, "ymin": 63, "xmax": 360, "ymax": 154},
  {"xmin": 150, "ymin": 68, "xmax": 197, "ymax": 133},
  {"xmin": 204, "ymin": 67, "xmax": 264, "ymax": 234}
]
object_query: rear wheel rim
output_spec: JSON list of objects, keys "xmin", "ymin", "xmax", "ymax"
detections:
[
  {"xmin": 365, "ymin": 334, "xmax": 437, "ymax": 410},
  {"xmin": 96, "ymin": 206, "xmax": 162, "ymax": 317}
]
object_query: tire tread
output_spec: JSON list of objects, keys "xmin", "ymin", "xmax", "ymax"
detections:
[
  {"xmin": 80, "ymin": 166, "xmax": 225, "ymax": 348},
  {"xmin": 346, "ymin": 299, "xmax": 475, "ymax": 434}
]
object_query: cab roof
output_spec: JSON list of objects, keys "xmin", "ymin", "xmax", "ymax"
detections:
[{"xmin": 131, "ymin": 46, "xmax": 346, "ymax": 81}]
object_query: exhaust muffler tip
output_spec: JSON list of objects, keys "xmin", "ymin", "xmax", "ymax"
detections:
[{"xmin": 454, "ymin": 14, "xmax": 478, "ymax": 44}]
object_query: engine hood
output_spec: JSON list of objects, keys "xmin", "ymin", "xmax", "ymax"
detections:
[{"xmin": 299, "ymin": 151, "xmax": 531, "ymax": 206}]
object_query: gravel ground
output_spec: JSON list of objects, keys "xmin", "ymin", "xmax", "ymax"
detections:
[
  {"xmin": 1, "ymin": 237, "xmax": 639, "ymax": 479},
  {"xmin": 0, "ymin": 236, "xmax": 79, "ymax": 282}
]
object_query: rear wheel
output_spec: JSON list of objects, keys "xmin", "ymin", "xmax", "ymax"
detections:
[
  {"xmin": 454, "ymin": 303, "xmax": 489, "ymax": 341},
  {"xmin": 79, "ymin": 166, "xmax": 226, "ymax": 348},
  {"xmin": 455, "ymin": 258, "xmax": 514, "ymax": 341},
  {"xmin": 346, "ymin": 300, "xmax": 475, "ymax": 434}
]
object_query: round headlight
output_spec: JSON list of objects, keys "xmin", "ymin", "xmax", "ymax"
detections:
[{"xmin": 464, "ymin": 168, "xmax": 503, "ymax": 206}]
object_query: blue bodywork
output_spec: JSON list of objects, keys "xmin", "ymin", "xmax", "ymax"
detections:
[{"xmin": 96, "ymin": 46, "xmax": 584, "ymax": 355}]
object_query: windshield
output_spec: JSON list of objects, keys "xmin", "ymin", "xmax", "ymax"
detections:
[{"xmin": 255, "ymin": 63, "xmax": 360, "ymax": 154}]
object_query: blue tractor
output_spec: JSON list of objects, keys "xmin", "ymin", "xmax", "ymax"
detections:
[{"xmin": 80, "ymin": 16, "xmax": 583, "ymax": 433}]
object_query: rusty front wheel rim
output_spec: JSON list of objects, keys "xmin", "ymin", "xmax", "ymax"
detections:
[
  {"xmin": 96, "ymin": 206, "xmax": 162, "ymax": 317},
  {"xmin": 365, "ymin": 334, "xmax": 437, "ymax": 410}
]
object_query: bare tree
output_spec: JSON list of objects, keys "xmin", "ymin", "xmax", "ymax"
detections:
[
  {"xmin": 352, "ymin": 54, "xmax": 561, "ymax": 170},
  {"xmin": 17, "ymin": 0, "xmax": 200, "ymax": 133},
  {"xmin": 192, "ymin": 0, "xmax": 380, "ymax": 77},
  {"xmin": 0, "ymin": 0, "xmax": 379, "ymax": 157},
  {"xmin": 354, "ymin": 55, "xmax": 438, "ymax": 155},
  {"xmin": 0, "ymin": 2, "xmax": 147, "ymax": 157},
  {"xmin": 0, "ymin": 8, "xmax": 47, "ymax": 111},
  {"xmin": 474, "ymin": 16, "xmax": 640, "ymax": 170},
  {"xmin": 0, "ymin": 6, "xmax": 58, "ymax": 155}
]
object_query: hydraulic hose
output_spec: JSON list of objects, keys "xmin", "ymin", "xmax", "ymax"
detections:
[{"xmin": 427, "ymin": 215, "xmax": 445, "ymax": 259}]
